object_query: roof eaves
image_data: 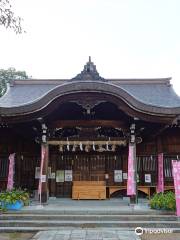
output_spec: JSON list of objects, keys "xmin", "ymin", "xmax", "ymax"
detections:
[
  {"xmin": 107, "ymin": 77, "xmax": 171, "ymax": 85},
  {"xmin": 12, "ymin": 79, "xmax": 69, "ymax": 86}
]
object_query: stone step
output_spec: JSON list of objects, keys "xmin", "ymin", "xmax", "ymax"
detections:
[
  {"xmin": 0, "ymin": 220, "xmax": 180, "ymax": 228},
  {"xmin": 0, "ymin": 214, "xmax": 178, "ymax": 221},
  {"xmin": 6, "ymin": 209, "xmax": 175, "ymax": 215}
]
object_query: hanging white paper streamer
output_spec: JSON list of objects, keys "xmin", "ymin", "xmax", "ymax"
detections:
[
  {"xmin": 92, "ymin": 141, "xmax": 96, "ymax": 151},
  {"xmin": 80, "ymin": 142, "xmax": 83, "ymax": 151}
]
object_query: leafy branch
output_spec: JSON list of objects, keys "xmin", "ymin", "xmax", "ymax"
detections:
[{"xmin": 0, "ymin": 0, "xmax": 23, "ymax": 34}]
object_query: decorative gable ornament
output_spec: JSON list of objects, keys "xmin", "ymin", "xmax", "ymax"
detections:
[{"xmin": 72, "ymin": 56, "xmax": 107, "ymax": 81}]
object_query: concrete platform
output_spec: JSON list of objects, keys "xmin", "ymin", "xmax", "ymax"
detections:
[{"xmin": 17, "ymin": 198, "xmax": 173, "ymax": 215}]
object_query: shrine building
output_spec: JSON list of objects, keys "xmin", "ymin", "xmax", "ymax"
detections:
[{"xmin": 0, "ymin": 57, "xmax": 180, "ymax": 202}]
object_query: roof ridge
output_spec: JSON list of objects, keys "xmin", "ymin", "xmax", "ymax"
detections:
[{"xmin": 11, "ymin": 77, "xmax": 171, "ymax": 86}]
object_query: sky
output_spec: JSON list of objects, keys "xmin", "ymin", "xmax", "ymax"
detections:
[{"xmin": 0, "ymin": 0, "xmax": 180, "ymax": 94}]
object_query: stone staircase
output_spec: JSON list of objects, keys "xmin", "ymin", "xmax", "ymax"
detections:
[{"xmin": 0, "ymin": 209, "xmax": 179, "ymax": 232}]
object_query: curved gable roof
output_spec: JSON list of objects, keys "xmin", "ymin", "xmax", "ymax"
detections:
[
  {"xmin": 0, "ymin": 78, "xmax": 180, "ymax": 117},
  {"xmin": 0, "ymin": 58, "xmax": 180, "ymax": 117}
]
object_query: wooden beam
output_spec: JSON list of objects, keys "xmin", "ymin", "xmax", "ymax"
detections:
[
  {"xmin": 48, "ymin": 139, "xmax": 127, "ymax": 146},
  {"xmin": 50, "ymin": 120, "xmax": 126, "ymax": 129}
]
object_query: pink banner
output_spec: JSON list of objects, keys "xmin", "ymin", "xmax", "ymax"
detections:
[
  {"xmin": 172, "ymin": 160, "xmax": 180, "ymax": 216},
  {"xmin": 38, "ymin": 145, "xmax": 46, "ymax": 197},
  {"xmin": 127, "ymin": 145, "xmax": 136, "ymax": 196},
  {"xmin": 157, "ymin": 153, "xmax": 164, "ymax": 193},
  {"xmin": 7, "ymin": 153, "xmax": 15, "ymax": 191}
]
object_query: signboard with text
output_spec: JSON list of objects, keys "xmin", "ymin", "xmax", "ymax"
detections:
[
  {"xmin": 114, "ymin": 170, "xmax": 122, "ymax": 182},
  {"xmin": 56, "ymin": 170, "xmax": 64, "ymax": 182},
  {"xmin": 65, "ymin": 170, "xmax": 73, "ymax": 182}
]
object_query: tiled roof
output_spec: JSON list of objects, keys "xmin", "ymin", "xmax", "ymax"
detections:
[
  {"xmin": 114, "ymin": 82, "xmax": 180, "ymax": 108},
  {"xmin": 0, "ymin": 83, "xmax": 60, "ymax": 107},
  {"xmin": 0, "ymin": 78, "xmax": 179, "ymax": 109},
  {"xmin": 0, "ymin": 56, "xmax": 180, "ymax": 118}
]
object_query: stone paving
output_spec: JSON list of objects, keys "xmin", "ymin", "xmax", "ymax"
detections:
[{"xmin": 31, "ymin": 229, "xmax": 140, "ymax": 240}]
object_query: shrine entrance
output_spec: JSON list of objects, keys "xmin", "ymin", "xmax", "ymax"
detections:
[
  {"xmin": 48, "ymin": 144, "xmax": 126, "ymax": 199},
  {"xmin": 44, "ymin": 98, "xmax": 130, "ymax": 200},
  {"xmin": 37, "ymin": 93, "xmax": 161, "ymax": 200}
]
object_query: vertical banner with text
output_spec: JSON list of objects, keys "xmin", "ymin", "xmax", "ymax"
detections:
[
  {"xmin": 127, "ymin": 145, "xmax": 136, "ymax": 196},
  {"xmin": 157, "ymin": 153, "xmax": 164, "ymax": 193},
  {"xmin": 172, "ymin": 160, "xmax": 180, "ymax": 216},
  {"xmin": 7, "ymin": 153, "xmax": 15, "ymax": 191}
]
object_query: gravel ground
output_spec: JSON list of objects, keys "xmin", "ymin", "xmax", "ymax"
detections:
[
  {"xmin": 0, "ymin": 233, "xmax": 34, "ymax": 240},
  {"xmin": 140, "ymin": 233, "xmax": 180, "ymax": 240}
]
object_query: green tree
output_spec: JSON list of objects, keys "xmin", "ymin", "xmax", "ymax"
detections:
[
  {"xmin": 0, "ymin": 0, "xmax": 23, "ymax": 34},
  {"xmin": 0, "ymin": 68, "xmax": 30, "ymax": 96}
]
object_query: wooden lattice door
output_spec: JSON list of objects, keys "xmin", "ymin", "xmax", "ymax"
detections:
[
  {"xmin": 55, "ymin": 155, "xmax": 72, "ymax": 197},
  {"xmin": 73, "ymin": 154, "xmax": 105, "ymax": 181}
]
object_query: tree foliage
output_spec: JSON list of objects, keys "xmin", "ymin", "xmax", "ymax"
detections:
[
  {"xmin": 0, "ymin": 68, "xmax": 30, "ymax": 97},
  {"xmin": 0, "ymin": 0, "xmax": 23, "ymax": 34}
]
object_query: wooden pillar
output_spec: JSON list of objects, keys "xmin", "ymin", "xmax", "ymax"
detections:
[
  {"xmin": 41, "ymin": 143, "xmax": 49, "ymax": 203},
  {"xmin": 129, "ymin": 123, "xmax": 137, "ymax": 204},
  {"xmin": 40, "ymin": 123, "xmax": 49, "ymax": 203}
]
